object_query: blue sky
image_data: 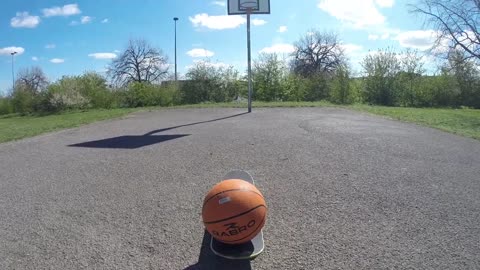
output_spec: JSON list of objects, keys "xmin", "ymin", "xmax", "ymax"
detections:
[{"xmin": 1, "ymin": 0, "xmax": 437, "ymax": 93}]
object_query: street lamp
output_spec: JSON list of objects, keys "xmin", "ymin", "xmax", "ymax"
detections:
[
  {"xmin": 11, "ymin": 52, "xmax": 17, "ymax": 90},
  {"xmin": 174, "ymin": 17, "xmax": 179, "ymax": 81}
]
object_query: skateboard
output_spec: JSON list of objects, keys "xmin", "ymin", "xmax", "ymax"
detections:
[{"xmin": 209, "ymin": 170, "xmax": 265, "ymax": 260}]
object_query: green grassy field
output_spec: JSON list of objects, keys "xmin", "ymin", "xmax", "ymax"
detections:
[
  {"xmin": 350, "ymin": 105, "xmax": 480, "ymax": 140},
  {"xmin": 0, "ymin": 108, "xmax": 136, "ymax": 143},
  {"xmin": 0, "ymin": 103, "xmax": 479, "ymax": 143}
]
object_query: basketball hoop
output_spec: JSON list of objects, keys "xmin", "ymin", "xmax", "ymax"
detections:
[
  {"xmin": 239, "ymin": 0, "xmax": 259, "ymax": 12},
  {"xmin": 228, "ymin": 0, "xmax": 270, "ymax": 15},
  {"xmin": 227, "ymin": 0, "xmax": 270, "ymax": 113}
]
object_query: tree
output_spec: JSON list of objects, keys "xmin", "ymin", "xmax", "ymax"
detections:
[
  {"xmin": 10, "ymin": 67, "xmax": 49, "ymax": 114},
  {"xmin": 330, "ymin": 64, "xmax": 352, "ymax": 104},
  {"xmin": 15, "ymin": 66, "xmax": 49, "ymax": 94},
  {"xmin": 443, "ymin": 50, "xmax": 480, "ymax": 107},
  {"xmin": 292, "ymin": 31, "xmax": 345, "ymax": 78},
  {"xmin": 220, "ymin": 66, "xmax": 244, "ymax": 101},
  {"xmin": 253, "ymin": 53, "xmax": 286, "ymax": 101},
  {"xmin": 108, "ymin": 39, "xmax": 169, "ymax": 86},
  {"xmin": 182, "ymin": 61, "xmax": 223, "ymax": 104},
  {"xmin": 362, "ymin": 49, "xmax": 401, "ymax": 106},
  {"xmin": 282, "ymin": 74, "xmax": 308, "ymax": 102},
  {"xmin": 396, "ymin": 49, "xmax": 426, "ymax": 106},
  {"xmin": 411, "ymin": 0, "xmax": 480, "ymax": 61}
]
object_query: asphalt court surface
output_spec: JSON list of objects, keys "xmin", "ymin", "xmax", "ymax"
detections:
[{"xmin": 1, "ymin": 108, "xmax": 479, "ymax": 269}]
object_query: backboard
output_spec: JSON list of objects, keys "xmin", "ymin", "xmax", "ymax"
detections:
[{"xmin": 228, "ymin": 0, "xmax": 271, "ymax": 15}]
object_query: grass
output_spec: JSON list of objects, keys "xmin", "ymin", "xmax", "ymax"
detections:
[
  {"xmin": 0, "ymin": 102, "xmax": 479, "ymax": 143},
  {"xmin": 0, "ymin": 108, "xmax": 137, "ymax": 143},
  {"xmin": 349, "ymin": 105, "xmax": 480, "ymax": 140}
]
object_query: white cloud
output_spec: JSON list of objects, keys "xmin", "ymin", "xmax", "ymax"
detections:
[
  {"xmin": 190, "ymin": 13, "xmax": 246, "ymax": 30},
  {"xmin": 252, "ymin": 19, "xmax": 267, "ymax": 26},
  {"xmin": 318, "ymin": 0, "xmax": 386, "ymax": 28},
  {"xmin": 45, "ymin": 44, "xmax": 56, "ymax": 49},
  {"xmin": 260, "ymin": 44, "xmax": 295, "ymax": 54},
  {"xmin": 278, "ymin": 26, "xmax": 288, "ymax": 33},
  {"xmin": 70, "ymin": 21, "xmax": 79, "ymax": 26},
  {"xmin": 81, "ymin": 16, "xmax": 92, "ymax": 24},
  {"xmin": 341, "ymin": 44, "xmax": 363, "ymax": 55},
  {"xmin": 187, "ymin": 48, "xmax": 215, "ymax": 58},
  {"xmin": 113, "ymin": 50, "xmax": 121, "ymax": 53},
  {"xmin": 88, "ymin": 53, "xmax": 117, "ymax": 59},
  {"xmin": 10, "ymin": 12, "xmax": 41, "ymax": 28},
  {"xmin": 101, "ymin": 18, "xmax": 109, "ymax": 23},
  {"xmin": 43, "ymin": 4, "xmax": 81, "ymax": 17},
  {"xmin": 50, "ymin": 58, "xmax": 65, "ymax": 64},
  {"xmin": 375, "ymin": 0, "xmax": 394, "ymax": 8},
  {"xmin": 212, "ymin": 1, "xmax": 226, "ymax": 6},
  {"xmin": 369, "ymin": 32, "xmax": 390, "ymax": 40},
  {"xmin": 32, "ymin": 56, "xmax": 39, "ymax": 61},
  {"xmin": 0, "ymin": 47, "xmax": 25, "ymax": 56},
  {"xmin": 394, "ymin": 30, "xmax": 438, "ymax": 50}
]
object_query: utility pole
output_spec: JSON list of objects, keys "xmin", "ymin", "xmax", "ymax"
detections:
[
  {"xmin": 174, "ymin": 17, "xmax": 179, "ymax": 81},
  {"xmin": 11, "ymin": 51, "xmax": 17, "ymax": 90}
]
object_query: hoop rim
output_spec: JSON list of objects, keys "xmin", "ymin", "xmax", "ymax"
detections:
[{"xmin": 239, "ymin": 0, "xmax": 260, "ymax": 11}]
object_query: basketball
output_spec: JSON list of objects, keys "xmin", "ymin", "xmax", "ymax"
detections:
[{"xmin": 202, "ymin": 179, "xmax": 267, "ymax": 245}]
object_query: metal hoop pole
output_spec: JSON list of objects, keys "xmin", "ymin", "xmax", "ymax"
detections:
[{"xmin": 247, "ymin": 8, "xmax": 252, "ymax": 113}]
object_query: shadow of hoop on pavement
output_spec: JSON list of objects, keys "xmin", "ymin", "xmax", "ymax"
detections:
[
  {"xmin": 69, "ymin": 134, "xmax": 189, "ymax": 149},
  {"xmin": 69, "ymin": 112, "xmax": 248, "ymax": 149},
  {"xmin": 184, "ymin": 231, "xmax": 252, "ymax": 270}
]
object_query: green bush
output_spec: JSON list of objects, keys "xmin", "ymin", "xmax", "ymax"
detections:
[
  {"xmin": 0, "ymin": 97, "xmax": 13, "ymax": 115},
  {"xmin": 429, "ymin": 74, "xmax": 459, "ymax": 107},
  {"xmin": 158, "ymin": 83, "xmax": 181, "ymax": 106},
  {"xmin": 282, "ymin": 74, "xmax": 308, "ymax": 102},
  {"xmin": 46, "ymin": 77, "xmax": 90, "ymax": 111},
  {"xmin": 181, "ymin": 61, "xmax": 242, "ymax": 104},
  {"xmin": 118, "ymin": 82, "xmax": 182, "ymax": 108},
  {"xmin": 77, "ymin": 72, "xmax": 115, "ymax": 109},
  {"xmin": 45, "ymin": 73, "xmax": 116, "ymax": 111},
  {"xmin": 304, "ymin": 74, "xmax": 330, "ymax": 101},
  {"xmin": 252, "ymin": 53, "xmax": 286, "ymax": 102},
  {"xmin": 362, "ymin": 49, "xmax": 401, "ymax": 106},
  {"xmin": 11, "ymin": 89, "xmax": 38, "ymax": 115},
  {"xmin": 330, "ymin": 65, "xmax": 353, "ymax": 104},
  {"xmin": 349, "ymin": 78, "xmax": 364, "ymax": 104}
]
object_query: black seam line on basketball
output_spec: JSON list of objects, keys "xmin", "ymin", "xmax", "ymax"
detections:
[
  {"xmin": 204, "ymin": 205, "xmax": 266, "ymax": 224},
  {"xmin": 203, "ymin": 189, "xmax": 264, "ymax": 207},
  {"xmin": 218, "ymin": 216, "xmax": 266, "ymax": 244}
]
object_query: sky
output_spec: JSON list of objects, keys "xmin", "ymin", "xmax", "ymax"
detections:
[{"xmin": 0, "ymin": 0, "xmax": 438, "ymax": 93}]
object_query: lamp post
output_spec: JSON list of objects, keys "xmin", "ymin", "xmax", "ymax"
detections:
[
  {"xmin": 11, "ymin": 51, "xmax": 17, "ymax": 90},
  {"xmin": 174, "ymin": 17, "xmax": 179, "ymax": 81}
]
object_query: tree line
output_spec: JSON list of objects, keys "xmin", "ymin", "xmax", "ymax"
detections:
[{"xmin": 1, "ymin": 0, "xmax": 479, "ymax": 115}]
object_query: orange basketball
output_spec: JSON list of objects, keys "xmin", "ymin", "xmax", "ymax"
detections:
[{"xmin": 202, "ymin": 179, "xmax": 267, "ymax": 245}]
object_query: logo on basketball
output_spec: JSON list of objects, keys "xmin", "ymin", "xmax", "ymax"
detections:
[{"xmin": 212, "ymin": 220, "xmax": 256, "ymax": 238}]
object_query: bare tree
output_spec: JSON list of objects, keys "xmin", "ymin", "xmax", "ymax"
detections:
[
  {"xmin": 108, "ymin": 39, "xmax": 169, "ymax": 86},
  {"xmin": 16, "ymin": 66, "xmax": 49, "ymax": 93},
  {"xmin": 411, "ymin": 0, "xmax": 480, "ymax": 61},
  {"xmin": 291, "ymin": 31, "xmax": 345, "ymax": 77}
]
